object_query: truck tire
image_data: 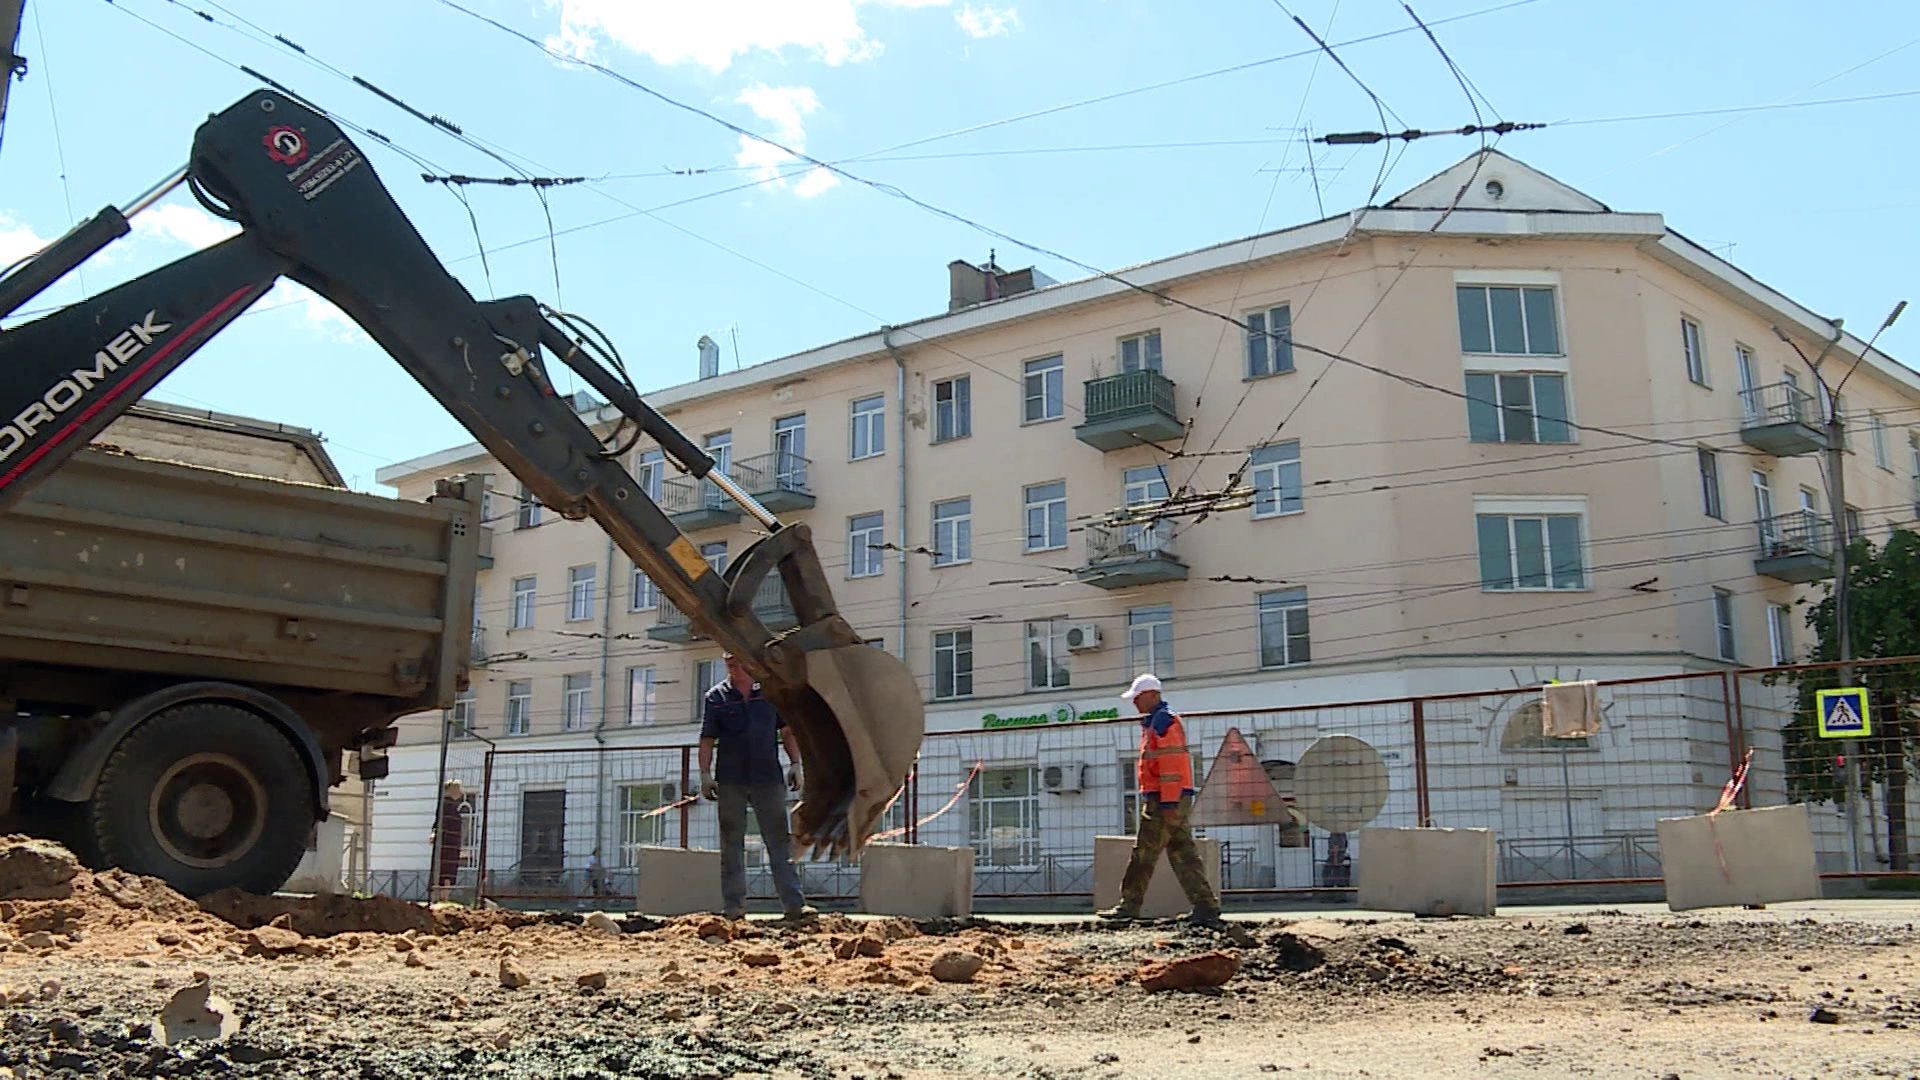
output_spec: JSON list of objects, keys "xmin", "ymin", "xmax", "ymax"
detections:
[{"xmin": 90, "ymin": 702, "xmax": 314, "ymax": 896}]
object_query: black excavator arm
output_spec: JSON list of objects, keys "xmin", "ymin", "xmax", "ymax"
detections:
[{"xmin": 0, "ymin": 89, "xmax": 922, "ymax": 859}]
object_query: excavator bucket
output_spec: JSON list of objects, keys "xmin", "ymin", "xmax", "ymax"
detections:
[{"xmin": 773, "ymin": 642, "xmax": 925, "ymax": 861}]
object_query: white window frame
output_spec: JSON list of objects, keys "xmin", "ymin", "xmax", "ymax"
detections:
[
  {"xmin": 932, "ymin": 497, "xmax": 972, "ymax": 567},
  {"xmin": 1025, "ymin": 619, "xmax": 1071, "ymax": 691},
  {"xmin": 1022, "ymin": 355, "xmax": 1065, "ymax": 424},
  {"xmin": 515, "ymin": 482, "xmax": 542, "ymax": 530},
  {"xmin": 1698, "ymin": 447, "xmax": 1723, "ymax": 520},
  {"xmin": 1118, "ymin": 330, "xmax": 1162, "ymax": 374},
  {"xmin": 1023, "ymin": 480, "xmax": 1067, "ymax": 553},
  {"xmin": 1250, "ymin": 440, "xmax": 1303, "ymax": 519},
  {"xmin": 701, "ymin": 541, "xmax": 728, "ymax": 574},
  {"xmin": 505, "ymin": 681, "xmax": 532, "ymax": 736},
  {"xmin": 694, "ymin": 658, "xmax": 724, "ymax": 713},
  {"xmin": 626, "ymin": 665, "xmax": 656, "ymax": 726},
  {"xmin": 1682, "ymin": 318, "xmax": 1708, "ymax": 386},
  {"xmin": 630, "ymin": 564, "xmax": 658, "ymax": 612},
  {"xmin": 772, "ymin": 413, "xmax": 807, "ymax": 485},
  {"xmin": 848, "ymin": 512, "xmax": 886, "ymax": 578},
  {"xmin": 567, "ymin": 564, "xmax": 596, "ymax": 623},
  {"xmin": 450, "ymin": 689, "xmax": 476, "ymax": 739},
  {"xmin": 510, "ymin": 576, "xmax": 537, "ymax": 630},
  {"xmin": 1256, "ymin": 588, "xmax": 1310, "ymax": 669},
  {"xmin": 850, "ymin": 395, "xmax": 886, "ymax": 460},
  {"xmin": 1245, "ymin": 303, "xmax": 1293, "ymax": 378},
  {"xmin": 633, "ymin": 448, "xmax": 664, "ymax": 503},
  {"xmin": 1735, "ymin": 344, "xmax": 1760, "ymax": 421},
  {"xmin": 1871, "ymin": 412, "xmax": 1890, "ymax": 470},
  {"xmin": 617, "ymin": 783, "xmax": 670, "ymax": 866},
  {"xmin": 932, "ymin": 628, "xmax": 973, "ymax": 701},
  {"xmin": 1712, "ymin": 588, "xmax": 1737, "ymax": 662},
  {"xmin": 1465, "ymin": 371, "xmax": 1574, "ymax": 444},
  {"xmin": 1767, "ymin": 603, "xmax": 1792, "ymax": 666},
  {"xmin": 969, "ymin": 765, "xmax": 1041, "ymax": 869},
  {"xmin": 932, "ymin": 375, "xmax": 971, "ymax": 443},
  {"xmin": 1473, "ymin": 496, "xmax": 1590, "ymax": 593},
  {"xmin": 1128, "ymin": 605, "xmax": 1174, "ymax": 677},
  {"xmin": 1454, "ymin": 275, "xmax": 1564, "ymax": 363},
  {"xmin": 563, "ymin": 672, "xmax": 593, "ymax": 731}
]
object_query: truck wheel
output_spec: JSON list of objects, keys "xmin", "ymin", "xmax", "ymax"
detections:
[{"xmin": 91, "ymin": 702, "xmax": 314, "ymax": 896}]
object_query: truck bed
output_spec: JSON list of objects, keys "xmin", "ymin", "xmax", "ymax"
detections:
[{"xmin": 0, "ymin": 447, "xmax": 479, "ymax": 710}]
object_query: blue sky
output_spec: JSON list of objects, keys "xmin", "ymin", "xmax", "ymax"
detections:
[{"xmin": 3, "ymin": 0, "xmax": 1915, "ymax": 490}]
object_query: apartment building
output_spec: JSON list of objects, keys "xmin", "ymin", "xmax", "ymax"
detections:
[{"xmin": 368, "ymin": 151, "xmax": 1920, "ymax": 894}]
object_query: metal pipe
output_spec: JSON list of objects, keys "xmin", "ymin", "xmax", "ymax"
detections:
[
  {"xmin": 706, "ymin": 469, "xmax": 782, "ymax": 531},
  {"xmin": 1410, "ymin": 698, "xmax": 1432, "ymax": 827},
  {"xmin": 592, "ymin": 534, "xmax": 614, "ymax": 864},
  {"xmin": 884, "ymin": 329, "xmax": 910, "ymax": 657},
  {"xmin": 121, "ymin": 165, "xmax": 191, "ymax": 219}
]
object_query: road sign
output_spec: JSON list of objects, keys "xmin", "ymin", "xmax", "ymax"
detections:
[{"xmin": 1816, "ymin": 687, "xmax": 1872, "ymax": 739}]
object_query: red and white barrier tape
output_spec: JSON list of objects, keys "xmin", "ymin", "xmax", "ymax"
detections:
[{"xmin": 869, "ymin": 761, "xmax": 984, "ymax": 842}]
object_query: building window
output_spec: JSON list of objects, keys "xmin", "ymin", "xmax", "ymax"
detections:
[
  {"xmin": 449, "ymin": 689, "xmax": 476, "ymax": 739},
  {"xmin": 567, "ymin": 564, "xmax": 596, "ymax": 622},
  {"xmin": 633, "ymin": 448, "xmax": 664, "ymax": 503},
  {"xmin": 1024, "ymin": 481, "xmax": 1067, "ymax": 552},
  {"xmin": 626, "ymin": 666, "xmax": 656, "ymax": 726},
  {"xmin": 932, "ymin": 629, "xmax": 974, "ymax": 700},
  {"xmin": 1025, "ymin": 619, "xmax": 1070, "ymax": 690},
  {"xmin": 1682, "ymin": 318, "xmax": 1708, "ymax": 386},
  {"xmin": 1798, "ymin": 485, "xmax": 1818, "ymax": 515},
  {"xmin": 563, "ymin": 673, "xmax": 593, "ymax": 731},
  {"xmin": 617, "ymin": 783, "xmax": 670, "ymax": 866},
  {"xmin": 701, "ymin": 541, "xmax": 728, "ymax": 574},
  {"xmin": 1698, "ymin": 448, "xmax": 1723, "ymax": 520},
  {"xmin": 1023, "ymin": 355, "xmax": 1064, "ymax": 423},
  {"xmin": 694, "ymin": 658, "xmax": 724, "ymax": 713},
  {"xmin": 1250, "ymin": 441, "xmax": 1303, "ymax": 518},
  {"xmin": 1712, "ymin": 588, "xmax": 1736, "ymax": 661},
  {"xmin": 1845, "ymin": 505, "xmax": 1864, "ymax": 540},
  {"xmin": 933, "ymin": 376, "xmax": 971, "ymax": 442},
  {"xmin": 505, "ymin": 681, "xmax": 532, "ymax": 736},
  {"xmin": 850, "ymin": 395, "xmax": 886, "ymax": 460},
  {"xmin": 1246, "ymin": 304, "xmax": 1293, "ymax": 378},
  {"xmin": 1735, "ymin": 344, "xmax": 1760, "ymax": 420},
  {"xmin": 1912, "ymin": 432, "xmax": 1920, "ymax": 513},
  {"xmin": 1465, "ymin": 372, "xmax": 1572, "ymax": 444},
  {"xmin": 848, "ymin": 512, "xmax": 886, "ymax": 578},
  {"xmin": 1257, "ymin": 588, "xmax": 1310, "ymax": 668},
  {"xmin": 514, "ymin": 482, "xmax": 542, "ymax": 529},
  {"xmin": 1456, "ymin": 284, "xmax": 1560, "ymax": 356},
  {"xmin": 1121, "ymin": 465, "xmax": 1171, "ymax": 553},
  {"xmin": 772, "ymin": 414, "xmax": 807, "ymax": 489},
  {"xmin": 1871, "ymin": 412, "xmax": 1890, "ymax": 470},
  {"xmin": 1499, "ymin": 701, "xmax": 1589, "ymax": 752},
  {"xmin": 479, "ymin": 487, "xmax": 494, "ymax": 528},
  {"xmin": 1767, "ymin": 604, "xmax": 1792, "ymax": 666},
  {"xmin": 969, "ymin": 766, "xmax": 1040, "ymax": 868},
  {"xmin": 1128, "ymin": 605, "xmax": 1173, "ymax": 677},
  {"xmin": 510, "ymin": 576, "xmax": 537, "ymax": 630},
  {"xmin": 630, "ymin": 565, "xmax": 658, "ymax": 612},
  {"xmin": 932, "ymin": 498, "xmax": 972, "ymax": 566},
  {"xmin": 1476, "ymin": 507, "xmax": 1586, "ymax": 591},
  {"xmin": 1118, "ymin": 330, "xmax": 1162, "ymax": 373}
]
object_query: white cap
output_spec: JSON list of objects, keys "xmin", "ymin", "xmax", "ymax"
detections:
[{"xmin": 1121, "ymin": 673, "xmax": 1163, "ymax": 701}]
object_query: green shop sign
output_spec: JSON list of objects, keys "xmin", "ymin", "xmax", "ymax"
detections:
[{"xmin": 978, "ymin": 702, "xmax": 1121, "ymax": 730}]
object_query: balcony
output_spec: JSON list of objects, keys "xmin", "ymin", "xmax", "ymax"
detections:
[
  {"xmin": 1738, "ymin": 382, "xmax": 1826, "ymax": 457},
  {"xmin": 470, "ymin": 626, "xmax": 489, "ymax": 667},
  {"xmin": 1076, "ymin": 521, "xmax": 1188, "ymax": 589},
  {"xmin": 660, "ymin": 458, "xmax": 765, "ymax": 531},
  {"xmin": 1073, "ymin": 370, "xmax": 1183, "ymax": 452},
  {"xmin": 736, "ymin": 451, "xmax": 815, "ymax": 513},
  {"xmin": 647, "ymin": 577, "xmax": 798, "ymax": 642},
  {"xmin": 1754, "ymin": 510, "xmax": 1835, "ymax": 583}
]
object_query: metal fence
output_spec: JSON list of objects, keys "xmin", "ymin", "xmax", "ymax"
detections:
[{"xmin": 390, "ymin": 655, "xmax": 1917, "ymax": 908}]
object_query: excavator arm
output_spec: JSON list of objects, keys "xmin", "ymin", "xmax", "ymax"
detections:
[{"xmin": 0, "ymin": 89, "xmax": 922, "ymax": 860}]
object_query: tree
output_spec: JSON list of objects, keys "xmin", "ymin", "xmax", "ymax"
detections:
[{"xmin": 1776, "ymin": 527, "xmax": 1920, "ymax": 871}]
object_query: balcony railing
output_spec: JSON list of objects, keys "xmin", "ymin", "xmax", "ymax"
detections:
[
  {"xmin": 1073, "ymin": 369, "xmax": 1183, "ymax": 451},
  {"xmin": 735, "ymin": 451, "xmax": 815, "ymax": 512},
  {"xmin": 660, "ymin": 458, "xmax": 767, "ymax": 529},
  {"xmin": 470, "ymin": 626, "xmax": 488, "ymax": 666},
  {"xmin": 648, "ymin": 576, "xmax": 798, "ymax": 642},
  {"xmin": 1754, "ymin": 510, "xmax": 1835, "ymax": 583},
  {"xmin": 1737, "ymin": 381, "xmax": 1829, "ymax": 456},
  {"xmin": 1076, "ymin": 520, "xmax": 1187, "ymax": 588}
]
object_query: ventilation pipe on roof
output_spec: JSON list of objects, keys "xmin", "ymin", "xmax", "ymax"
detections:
[{"xmin": 697, "ymin": 335, "xmax": 721, "ymax": 380}]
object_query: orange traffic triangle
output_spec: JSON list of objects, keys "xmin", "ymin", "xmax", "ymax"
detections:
[{"xmin": 1192, "ymin": 727, "xmax": 1291, "ymax": 827}]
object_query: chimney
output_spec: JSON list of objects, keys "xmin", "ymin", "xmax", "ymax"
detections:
[
  {"xmin": 947, "ymin": 255, "xmax": 1056, "ymax": 312},
  {"xmin": 697, "ymin": 335, "xmax": 721, "ymax": 380}
]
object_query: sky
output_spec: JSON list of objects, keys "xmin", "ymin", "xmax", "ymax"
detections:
[{"xmin": 2, "ymin": 0, "xmax": 1916, "ymax": 491}]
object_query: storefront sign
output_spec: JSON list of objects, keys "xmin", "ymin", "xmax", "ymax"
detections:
[{"xmin": 979, "ymin": 702, "xmax": 1121, "ymax": 730}]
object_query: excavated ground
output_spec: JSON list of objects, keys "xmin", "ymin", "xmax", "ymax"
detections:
[{"xmin": 0, "ymin": 837, "xmax": 1916, "ymax": 1079}]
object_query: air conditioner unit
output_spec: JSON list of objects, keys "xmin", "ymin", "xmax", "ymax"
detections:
[
  {"xmin": 661, "ymin": 783, "xmax": 679, "ymax": 802},
  {"xmin": 1065, "ymin": 623, "xmax": 1103, "ymax": 651},
  {"xmin": 1041, "ymin": 763, "xmax": 1086, "ymax": 793}
]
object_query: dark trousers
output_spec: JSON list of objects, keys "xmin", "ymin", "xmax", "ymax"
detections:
[
  {"xmin": 717, "ymin": 782, "xmax": 804, "ymax": 913},
  {"xmin": 1118, "ymin": 793, "xmax": 1217, "ymax": 910}
]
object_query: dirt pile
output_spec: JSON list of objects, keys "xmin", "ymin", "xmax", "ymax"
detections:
[{"xmin": 198, "ymin": 888, "xmax": 538, "ymax": 938}]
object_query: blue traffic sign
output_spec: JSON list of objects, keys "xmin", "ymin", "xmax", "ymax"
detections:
[{"xmin": 1816, "ymin": 687, "xmax": 1872, "ymax": 739}]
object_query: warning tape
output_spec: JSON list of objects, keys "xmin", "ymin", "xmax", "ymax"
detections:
[
  {"xmin": 1706, "ymin": 748, "xmax": 1755, "ymax": 883},
  {"xmin": 637, "ymin": 795, "xmax": 700, "ymax": 819},
  {"xmin": 869, "ymin": 761, "xmax": 984, "ymax": 842}
]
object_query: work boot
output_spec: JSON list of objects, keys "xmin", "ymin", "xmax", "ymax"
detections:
[
  {"xmin": 1096, "ymin": 904, "xmax": 1140, "ymax": 923},
  {"xmin": 722, "ymin": 907, "xmax": 746, "ymax": 922},
  {"xmin": 782, "ymin": 904, "xmax": 818, "ymax": 923},
  {"xmin": 1185, "ymin": 906, "xmax": 1223, "ymax": 927}
]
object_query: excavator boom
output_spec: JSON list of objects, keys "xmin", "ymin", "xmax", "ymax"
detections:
[{"xmin": 0, "ymin": 89, "xmax": 923, "ymax": 860}]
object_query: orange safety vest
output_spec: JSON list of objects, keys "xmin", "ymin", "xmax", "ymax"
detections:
[{"xmin": 1135, "ymin": 705, "xmax": 1195, "ymax": 805}]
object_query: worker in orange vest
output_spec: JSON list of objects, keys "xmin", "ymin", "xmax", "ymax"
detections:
[{"xmin": 1099, "ymin": 673, "xmax": 1221, "ymax": 924}]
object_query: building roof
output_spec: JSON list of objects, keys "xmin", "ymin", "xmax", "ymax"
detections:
[
  {"xmin": 127, "ymin": 399, "xmax": 348, "ymax": 488},
  {"xmin": 377, "ymin": 150, "xmax": 1914, "ymax": 485}
]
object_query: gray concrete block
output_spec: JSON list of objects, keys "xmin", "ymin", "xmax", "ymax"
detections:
[
  {"xmin": 633, "ymin": 846, "xmax": 724, "ymax": 916},
  {"xmin": 859, "ymin": 843, "xmax": 974, "ymax": 920},
  {"xmin": 1092, "ymin": 835, "xmax": 1222, "ymax": 918},
  {"xmin": 1356, "ymin": 827, "xmax": 1496, "ymax": 916},
  {"xmin": 1656, "ymin": 803, "xmax": 1821, "ymax": 912}
]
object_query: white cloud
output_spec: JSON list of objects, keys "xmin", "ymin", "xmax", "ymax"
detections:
[
  {"xmin": 545, "ymin": 0, "xmax": 956, "ymax": 72},
  {"xmin": 262, "ymin": 280, "xmax": 367, "ymax": 346},
  {"xmin": 132, "ymin": 204, "xmax": 241, "ymax": 251},
  {"xmin": 955, "ymin": 4, "xmax": 1020, "ymax": 38},
  {"xmin": 0, "ymin": 212, "xmax": 48, "ymax": 268},
  {"xmin": 732, "ymin": 85, "xmax": 841, "ymax": 198}
]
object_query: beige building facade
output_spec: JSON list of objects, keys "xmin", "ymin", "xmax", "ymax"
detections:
[{"xmin": 368, "ymin": 152, "xmax": 1920, "ymax": 892}]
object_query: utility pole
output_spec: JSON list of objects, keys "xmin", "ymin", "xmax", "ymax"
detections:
[{"xmin": 0, "ymin": 0, "xmax": 26, "ymax": 158}]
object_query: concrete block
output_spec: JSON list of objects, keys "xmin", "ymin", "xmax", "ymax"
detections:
[
  {"xmin": 1655, "ymin": 803, "xmax": 1821, "ymax": 912},
  {"xmin": 1092, "ymin": 835, "xmax": 1222, "ymax": 918},
  {"xmin": 859, "ymin": 843, "xmax": 974, "ymax": 920},
  {"xmin": 633, "ymin": 846, "xmax": 723, "ymax": 916},
  {"xmin": 1356, "ymin": 827, "xmax": 1495, "ymax": 917}
]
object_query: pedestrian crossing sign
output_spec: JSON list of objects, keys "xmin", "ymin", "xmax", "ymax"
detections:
[{"xmin": 1815, "ymin": 687, "xmax": 1872, "ymax": 739}]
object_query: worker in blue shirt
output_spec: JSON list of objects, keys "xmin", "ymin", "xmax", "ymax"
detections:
[{"xmin": 698, "ymin": 653, "xmax": 813, "ymax": 922}]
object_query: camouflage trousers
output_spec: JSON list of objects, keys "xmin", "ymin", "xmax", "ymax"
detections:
[{"xmin": 1118, "ymin": 793, "xmax": 1217, "ymax": 911}]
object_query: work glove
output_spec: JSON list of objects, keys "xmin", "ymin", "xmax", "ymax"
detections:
[
  {"xmin": 700, "ymin": 775, "xmax": 718, "ymax": 801},
  {"xmin": 785, "ymin": 766, "xmax": 800, "ymax": 793}
]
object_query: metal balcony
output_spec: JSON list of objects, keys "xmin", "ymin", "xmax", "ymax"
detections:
[
  {"xmin": 736, "ymin": 451, "xmax": 815, "ymax": 513},
  {"xmin": 660, "ymin": 458, "xmax": 766, "ymax": 531},
  {"xmin": 1073, "ymin": 370, "xmax": 1183, "ymax": 452},
  {"xmin": 1754, "ymin": 510, "xmax": 1835, "ymax": 583},
  {"xmin": 1738, "ymin": 382, "xmax": 1827, "ymax": 457},
  {"xmin": 1076, "ymin": 521, "xmax": 1188, "ymax": 589},
  {"xmin": 647, "ymin": 577, "xmax": 798, "ymax": 642},
  {"xmin": 470, "ymin": 626, "xmax": 489, "ymax": 667}
]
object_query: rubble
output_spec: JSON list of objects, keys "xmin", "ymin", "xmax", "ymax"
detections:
[
  {"xmin": 157, "ymin": 981, "xmax": 242, "ymax": 1045},
  {"xmin": 0, "ymin": 838, "xmax": 79, "ymax": 900},
  {"xmin": 929, "ymin": 950, "xmax": 985, "ymax": 984},
  {"xmin": 1137, "ymin": 952, "xmax": 1240, "ymax": 992}
]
